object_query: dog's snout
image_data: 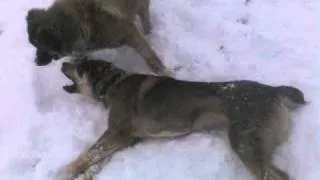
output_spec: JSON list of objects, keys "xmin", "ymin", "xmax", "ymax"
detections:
[
  {"xmin": 26, "ymin": 10, "xmax": 34, "ymax": 21},
  {"xmin": 26, "ymin": 9, "xmax": 44, "ymax": 21}
]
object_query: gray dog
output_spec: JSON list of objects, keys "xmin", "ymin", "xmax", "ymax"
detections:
[
  {"xmin": 26, "ymin": 0, "xmax": 172, "ymax": 76},
  {"xmin": 57, "ymin": 59, "xmax": 306, "ymax": 180}
]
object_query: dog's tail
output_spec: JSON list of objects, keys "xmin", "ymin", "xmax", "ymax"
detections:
[{"xmin": 277, "ymin": 86, "xmax": 306, "ymax": 110}]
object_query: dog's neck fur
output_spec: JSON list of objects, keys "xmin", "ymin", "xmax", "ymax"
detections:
[{"xmin": 91, "ymin": 65, "xmax": 128, "ymax": 101}]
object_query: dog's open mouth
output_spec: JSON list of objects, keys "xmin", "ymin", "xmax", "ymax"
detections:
[
  {"xmin": 63, "ymin": 82, "xmax": 77, "ymax": 93},
  {"xmin": 61, "ymin": 63, "xmax": 77, "ymax": 93}
]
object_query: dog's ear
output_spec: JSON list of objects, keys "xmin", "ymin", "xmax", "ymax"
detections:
[{"xmin": 36, "ymin": 26, "xmax": 62, "ymax": 52}]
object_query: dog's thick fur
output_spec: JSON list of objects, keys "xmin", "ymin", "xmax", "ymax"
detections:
[
  {"xmin": 26, "ymin": 0, "xmax": 172, "ymax": 76},
  {"xmin": 57, "ymin": 59, "xmax": 306, "ymax": 180}
]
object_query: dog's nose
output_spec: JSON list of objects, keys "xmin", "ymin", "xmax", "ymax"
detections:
[{"xmin": 35, "ymin": 49, "xmax": 53, "ymax": 66}]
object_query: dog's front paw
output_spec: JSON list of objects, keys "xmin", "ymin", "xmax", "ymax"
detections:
[
  {"xmin": 53, "ymin": 165, "xmax": 76, "ymax": 180},
  {"xmin": 55, "ymin": 171, "xmax": 92, "ymax": 180}
]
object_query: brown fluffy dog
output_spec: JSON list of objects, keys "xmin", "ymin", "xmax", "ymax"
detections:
[
  {"xmin": 55, "ymin": 59, "xmax": 306, "ymax": 180},
  {"xmin": 26, "ymin": 0, "xmax": 172, "ymax": 76}
]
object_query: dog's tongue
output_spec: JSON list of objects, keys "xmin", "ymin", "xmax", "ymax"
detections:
[{"xmin": 63, "ymin": 84, "xmax": 77, "ymax": 93}]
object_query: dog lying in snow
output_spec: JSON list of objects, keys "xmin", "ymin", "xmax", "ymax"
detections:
[
  {"xmin": 26, "ymin": 0, "xmax": 172, "ymax": 76},
  {"xmin": 56, "ymin": 58, "xmax": 306, "ymax": 180}
]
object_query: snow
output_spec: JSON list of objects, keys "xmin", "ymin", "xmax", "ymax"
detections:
[{"xmin": 0, "ymin": 0, "xmax": 319, "ymax": 180}]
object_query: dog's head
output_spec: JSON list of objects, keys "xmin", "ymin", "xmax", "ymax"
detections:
[
  {"xmin": 26, "ymin": 8, "xmax": 64, "ymax": 54},
  {"xmin": 61, "ymin": 59, "xmax": 118, "ymax": 98},
  {"xmin": 26, "ymin": 8, "xmax": 74, "ymax": 65}
]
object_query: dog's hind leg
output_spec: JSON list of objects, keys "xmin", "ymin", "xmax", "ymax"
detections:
[
  {"xmin": 56, "ymin": 130, "xmax": 139, "ymax": 180},
  {"xmin": 228, "ymin": 125, "xmax": 289, "ymax": 180},
  {"xmin": 138, "ymin": 0, "xmax": 151, "ymax": 35}
]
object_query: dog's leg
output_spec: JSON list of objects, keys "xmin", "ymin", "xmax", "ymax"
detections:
[
  {"xmin": 138, "ymin": 0, "xmax": 151, "ymax": 35},
  {"xmin": 266, "ymin": 165, "xmax": 289, "ymax": 180},
  {"xmin": 126, "ymin": 25, "xmax": 173, "ymax": 76},
  {"xmin": 56, "ymin": 130, "xmax": 139, "ymax": 180},
  {"xmin": 80, "ymin": 154, "xmax": 116, "ymax": 180},
  {"xmin": 228, "ymin": 126, "xmax": 289, "ymax": 180}
]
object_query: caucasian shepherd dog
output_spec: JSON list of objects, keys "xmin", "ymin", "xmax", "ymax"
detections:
[
  {"xmin": 54, "ymin": 58, "xmax": 306, "ymax": 180},
  {"xmin": 26, "ymin": 0, "xmax": 172, "ymax": 76}
]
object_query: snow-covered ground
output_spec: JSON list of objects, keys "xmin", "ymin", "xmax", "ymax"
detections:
[{"xmin": 0, "ymin": 0, "xmax": 319, "ymax": 179}]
